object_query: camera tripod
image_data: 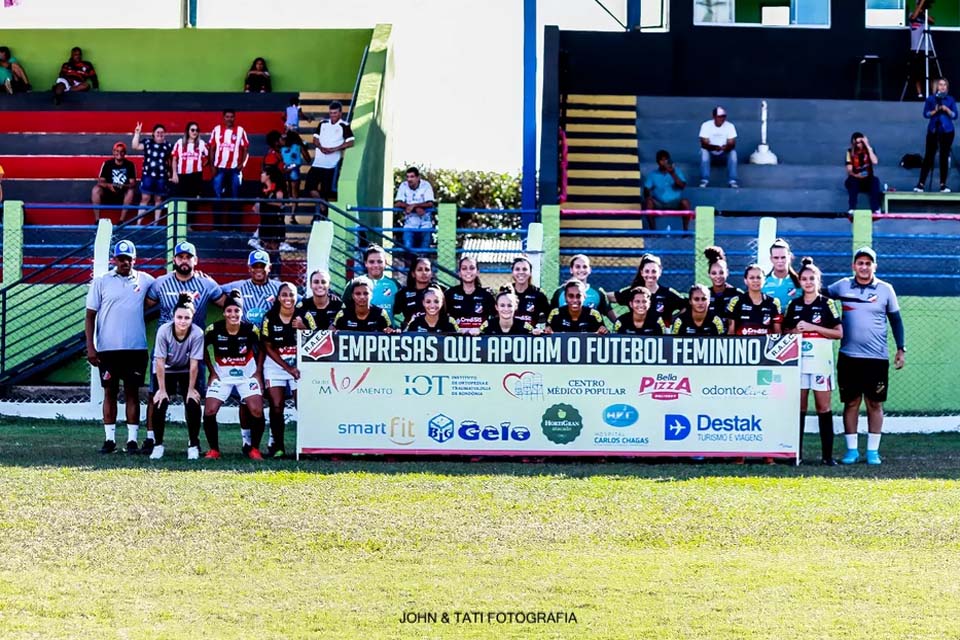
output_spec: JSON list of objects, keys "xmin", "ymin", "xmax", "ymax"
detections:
[{"xmin": 901, "ymin": 9, "xmax": 943, "ymax": 101}]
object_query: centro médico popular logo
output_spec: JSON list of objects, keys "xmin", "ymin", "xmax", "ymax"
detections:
[
  {"xmin": 427, "ymin": 414, "xmax": 530, "ymax": 444},
  {"xmin": 602, "ymin": 404, "xmax": 639, "ymax": 428},
  {"xmin": 638, "ymin": 373, "xmax": 691, "ymax": 401},
  {"xmin": 317, "ymin": 367, "xmax": 393, "ymax": 396},
  {"xmin": 546, "ymin": 379, "xmax": 626, "ymax": 396},
  {"xmin": 337, "ymin": 417, "xmax": 416, "ymax": 445},
  {"xmin": 541, "ymin": 404, "xmax": 584, "ymax": 445}
]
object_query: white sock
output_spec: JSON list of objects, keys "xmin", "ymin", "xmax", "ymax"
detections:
[
  {"xmin": 241, "ymin": 429, "xmax": 252, "ymax": 446},
  {"xmin": 147, "ymin": 430, "xmax": 155, "ymax": 441},
  {"xmin": 127, "ymin": 424, "xmax": 139, "ymax": 443},
  {"xmin": 104, "ymin": 424, "xmax": 116, "ymax": 442},
  {"xmin": 845, "ymin": 434, "xmax": 858, "ymax": 452},
  {"xmin": 268, "ymin": 434, "xmax": 275, "ymax": 447},
  {"xmin": 867, "ymin": 433, "xmax": 882, "ymax": 452}
]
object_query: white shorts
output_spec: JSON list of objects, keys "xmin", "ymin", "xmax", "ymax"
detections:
[
  {"xmin": 207, "ymin": 377, "xmax": 262, "ymax": 402},
  {"xmin": 264, "ymin": 358, "xmax": 297, "ymax": 391},
  {"xmin": 55, "ymin": 77, "xmax": 84, "ymax": 91},
  {"xmin": 800, "ymin": 373, "xmax": 833, "ymax": 392}
]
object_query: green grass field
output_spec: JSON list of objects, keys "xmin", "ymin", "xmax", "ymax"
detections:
[{"xmin": 1, "ymin": 417, "xmax": 960, "ymax": 639}]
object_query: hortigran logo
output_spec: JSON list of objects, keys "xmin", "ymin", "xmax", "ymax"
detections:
[{"xmin": 541, "ymin": 404, "xmax": 584, "ymax": 445}]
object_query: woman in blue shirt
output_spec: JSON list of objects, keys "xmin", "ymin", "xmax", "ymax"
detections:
[
  {"xmin": 762, "ymin": 238, "xmax": 801, "ymax": 311},
  {"xmin": 916, "ymin": 77, "xmax": 958, "ymax": 193}
]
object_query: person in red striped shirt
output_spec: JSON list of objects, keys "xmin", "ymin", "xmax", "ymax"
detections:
[
  {"xmin": 208, "ymin": 109, "xmax": 249, "ymax": 227},
  {"xmin": 171, "ymin": 121, "xmax": 209, "ymax": 226}
]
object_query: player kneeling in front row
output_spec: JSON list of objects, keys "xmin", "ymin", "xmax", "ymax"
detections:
[
  {"xmin": 148, "ymin": 293, "xmax": 205, "ymax": 460},
  {"xmin": 203, "ymin": 291, "xmax": 267, "ymax": 459},
  {"xmin": 261, "ymin": 282, "xmax": 314, "ymax": 458}
]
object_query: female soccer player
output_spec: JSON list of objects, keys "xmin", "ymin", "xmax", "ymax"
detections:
[
  {"xmin": 704, "ymin": 245, "xmax": 742, "ymax": 319},
  {"xmin": 202, "ymin": 291, "xmax": 266, "ymax": 459},
  {"xmin": 545, "ymin": 279, "xmax": 608, "ymax": 334},
  {"xmin": 783, "ymin": 258, "xmax": 843, "ymax": 464},
  {"xmin": 393, "ymin": 257, "xmax": 442, "ymax": 326},
  {"xmin": 671, "ymin": 285, "xmax": 726, "ymax": 335},
  {"xmin": 727, "ymin": 264, "xmax": 782, "ymax": 336},
  {"xmin": 262, "ymin": 283, "xmax": 314, "ymax": 458},
  {"xmin": 612, "ymin": 253, "xmax": 685, "ymax": 326},
  {"xmin": 550, "ymin": 254, "xmax": 615, "ymax": 321},
  {"xmin": 763, "ymin": 238, "xmax": 801, "ymax": 311},
  {"xmin": 148, "ymin": 293, "xmax": 205, "ymax": 460},
  {"xmin": 445, "ymin": 256, "xmax": 495, "ymax": 334},
  {"xmin": 509, "ymin": 257, "xmax": 551, "ymax": 327},
  {"xmin": 294, "ymin": 269, "xmax": 342, "ymax": 330},
  {"xmin": 333, "ymin": 276, "xmax": 396, "ymax": 332},
  {"xmin": 613, "ymin": 286, "xmax": 667, "ymax": 334},
  {"xmin": 480, "ymin": 287, "xmax": 536, "ymax": 335},
  {"xmin": 404, "ymin": 285, "xmax": 460, "ymax": 333}
]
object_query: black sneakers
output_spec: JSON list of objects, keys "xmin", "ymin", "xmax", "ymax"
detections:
[
  {"xmin": 125, "ymin": 440, "xmax": 139, "ymax": 454},
  {"xmin": 99, "ymin": 440, "xmax": 117, "ymax": 454},
  {"xmin": 140, "ymin": 438, "xmax": 155, "ymax": 456}
]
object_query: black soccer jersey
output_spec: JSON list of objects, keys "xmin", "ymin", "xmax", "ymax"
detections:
[
  {"xmin": 262, "ymin": 308, "xmax": 314, "ymax": 366},
  {"xmin": 726, "ymin": 294, "xmax": 782, "ymax": 335},
  {"xmin": 547, "ymin": 307, "xmax": 605, "ymax": 333},
  {"xmin": 613, "ymin": 312, "xmax": 666, "ymax": 335},
  {"xmin": 480, "ymin": 318, "xmax": 534, "ymax": 335},
  {"xmin": 782, "ymin": 295, "xmax": 841, "ymax": 333},
  {"xmin": 444, "ymin": 285, "xmax": 495, "ymax": 330},
  {"xmin": 333, "ymin": 305, "xmax": 393, "ymax": 332},
  {"xmin": 670, "ymin": 310, "xmax": 726, "ymax": 336},
  {"xmin": 393, "ymin": 285, "xmax": 442, "ymax": 325},
  {"xmin": 513, "ymin": 285, "xmax": 551, "ymax": 326},
  {"xmin": 708, "ymin": 285, "xmax": 742, "ymax": 319},
  {"xmin": 204, "ymin": 320, "xmax": 260, "ymax": 379},
  {"xmin": 295, "ymin": 294, "xmax": 343, "ymax": 330},
  {"xmin": 403, "ymin": 313, "xmax": 460, "ymax": 334}
]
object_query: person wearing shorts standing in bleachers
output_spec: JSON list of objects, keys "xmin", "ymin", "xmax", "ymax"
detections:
[
  {"xmin": 85, "ymin": 241, "xmax": 156, "ymax": 455},
  {"xmin": 52, "ymin": 46, "xmax": 97, "ymax": 105},
  {"xmin": 132, "ymin": 122, "xmax": 173, "ymax": 223},
  {"xmin": 306, "ymin": 101, "xmax": 354, "ymax": 218},
  {"xmin": 828, "ymin": 247, "xmax": 906, "ymax": 466}
]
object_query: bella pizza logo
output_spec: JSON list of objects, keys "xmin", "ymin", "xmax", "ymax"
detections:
[{"xmin": 302, "ymin": 330, "xmax": 336, "ymax": 361}]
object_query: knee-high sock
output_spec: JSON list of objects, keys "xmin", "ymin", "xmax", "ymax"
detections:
[
  {"xmin": 818, "ymin": 412, "xmax": 834, "ymax": 461},
  {"xmin": 186, "ymin": 399, "xmax": 202, "ymax": 448},
  {"xmin": 250, "ymin": 413, "xmax": 266, "ymax": 449},
  {"xmin": 269, "ymin": 407, "xmax": 285, "ymax": 451},
  {"xmin": 203, "ymin": 415, "xmax": 220, "ymax": 452},
  {"xmin": 798, "ymin": 411, "xmax": 806, "ymax": 460},
  {"xmin": 153, "ymin": 401, "xmax": 169, "ymax": 446}
]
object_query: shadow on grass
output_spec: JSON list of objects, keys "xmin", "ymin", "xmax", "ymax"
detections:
[{"xmin": 1, "ymin": 416, "xmax": 960, "ymax": 480}]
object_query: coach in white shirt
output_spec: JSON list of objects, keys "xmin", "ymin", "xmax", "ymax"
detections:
[
  {"xmin": 698, "ymin": 106, "xmax": 738, "ymax": 188},
  {"xmin": 394, "ymin": 166, "xmax": 436, "ymax": 252}
]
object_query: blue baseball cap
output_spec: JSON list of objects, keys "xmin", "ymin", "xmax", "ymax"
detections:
[
  {"xmin": 113, "ymin": 240, "xmax": 136, "ymax": 258},
  {"xmin": 248, "ymin": 249, "xmax": 271, "ymax": 266},
  {"xmin": 174, "ymin": 241, "xmax": 197, "ymax": 257}
]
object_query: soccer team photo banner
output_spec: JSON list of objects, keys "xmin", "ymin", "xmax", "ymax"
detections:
[{"xmin": 297, "ymin": 332, "xmax": 802, "ymax": 460}]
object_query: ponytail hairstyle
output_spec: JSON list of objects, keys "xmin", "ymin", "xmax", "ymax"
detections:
[
  {"xmin": 422, "ymin": 284, "xmax": 450, "ymax": 321},
  {"xmin": 628, "ymin": 285, "xmax": 652, "ymax": 304},
  {"xmin": 630, "ymin": 253, "xmax": 663, "ymax": 287},
  {"xmin": 346, "ymin": 275, "xmax": 373, "ymax": 310},
  {"xmin": 743, "ymin": 263, "xmax": 764, "ymax": 279},
  {"xmin": 495, "ymin": 285, "xmax": 519, "ymax": 307},
  {"xmin": 769, "ymin": 238, "xmax": 801, "ymax": 288},
  {"xmin": 269, "ymin": 281, "xmax": 299, "ymax": 315},
  {"xmin": 174, "ymin": 292, "xmax": 196, "ymax": 314},
  {"xmin": 457, "ymin": 255, "xmax": 483, "ymax": 289},
  {"xmin": 562, "ymin": 278, "xmax": 587, "ymax": 296},
  {"xmin": 797, "ymin": 256, "xmax": 822, "ymax": 285},
  {"xmin": 689, "ymin": 283, "xmax": 711, "ymax": 299},
  {"xmin": 223, "ymin": 289, "xmax": 244, "ymax": 312},
  {"xmin": 704, "ymin": 245, "xmax": 728, "ymax": 267}
]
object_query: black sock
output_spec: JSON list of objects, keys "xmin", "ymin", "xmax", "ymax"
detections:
[
  {"xmin": 186, "ymin": 399, "xmax": 202, "ymax": 448},
  {"xmin": 818, "ymin": 412, "xmax": 834, "ymax": 461},
  {"xmin": 153, "ymin": 400, "xmax": 169, "ymax": 446},
  {"xmin": 203, "ymin": 415, "xmax": 219, "ymax": 452},
  {"xmin": 270, "ymin": 408, "xmax": 285, "ymax": 451},
  {"xmin": 251, "ymin": 413, "xmax": 266, "ymax": 449},
  {"xmin": 799, "ymin": 411, "xmax": 806, "ymax": 461}
]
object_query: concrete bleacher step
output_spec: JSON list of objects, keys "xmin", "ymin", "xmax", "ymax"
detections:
[{"xmin": 0, "ymin": 134, "xmax": 271, "ymax": 157}]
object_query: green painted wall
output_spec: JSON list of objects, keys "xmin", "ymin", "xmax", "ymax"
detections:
[
  {"xmin": 1, "ymin": 29, "xmax": 371, "ymax": 92},
  {"xmin": 909, "ymin": 1, "xmax": 960, "ymax": 28},
  {"xmin": 735, "ymin": 0, "xmax": 790, "ymax": 24}
]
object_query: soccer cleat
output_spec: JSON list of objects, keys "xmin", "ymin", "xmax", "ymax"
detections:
[
  {"xmin": 731, "ymin": 456, "xmax": 746, "ymax": 465},
  {"xmin": 840, "ymin": 450, "xmax": 859, "ymax": 465},
  {"xmin": 762, "ymin": 457, "xmax": 775, "ymax": 465},
  {"xmin": 248, "ymin": 448, "xmax": 264, "ymax": 461},
  {"xmin": 699, "ymin": 179, "xmax": 709, "ymax": 188},
  {"xmin": 866, "ymin": 450, "xmax": 882, "ymax": 465},
  {"xmin": 187, "ymin": 446, "xmax": 200, "ymax": 460},
  {"xmin": 125, "ymin": 440, "xmax": 139, "ymax": 454},
  {"xmin": 821, "ymin": 458, "xmax": 838, "ymax": 466},
  {"xmin": 149, "ymin": 444, "xmax": 165, "ymax": 460},
  {"xmin": 241, "ymin": 444, "xmax": 252, "ymax": 457},
  {"xmin": 272, "ymin": 449, "xmax": 285, "ymax": 459},
  {"xmin": 140, "ymin": 438, "xmax": 155, "ymax": 456},
  {"xmin": 204, "ymin": 449, "xmax": 221, "ymax": 460},
  {"xmin": 264, "ymin": 444, "xmax": 276, "ymax": 458},
  {"xmin": 99, "ymin": 440, "xmax": 117, "ymax": 454}
]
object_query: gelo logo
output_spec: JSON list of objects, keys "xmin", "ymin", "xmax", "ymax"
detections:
[
  {"xmin": 303, "ymin": 330, "xmax": 336, "ymax": 360},
  {"xmin": 541, "ymin": 404, "xmax": 584, "ymax": 445},
  {"xmin": 458, "ymin": 421, "xmax": 531, "ymax": 441},
  {"xmin": 664, "ymin": 414, "xmax": 691, "ymax": 441},
  {"xmin": 602, "ymin": 404, "xmax": 639, "ymax": 428},
  {"xmin": 638, "ymin": 373, "xmax": 691, "ymax": 401}
]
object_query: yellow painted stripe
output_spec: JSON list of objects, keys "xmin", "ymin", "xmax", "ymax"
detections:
[
  {"xmin": 568, "ymin": 169, "xmax": 640, "ymax": 180},
  {"xmin": 561, "ymin": 219, "xmax": 641, "ymax": 231},
  {"xmin": 567, "ymin": 94, "xmax": 636, "ymax": 106},
  {"xmin": 565, "ymin": 108, "xmax": 636, "ymax": 120},
  {"xmin": 298, "ymin": 92, "xmax": 353, "ymax": 100},
  {"xmin": 561, "ymin": 201, "xmax": 644, "ymax": 210},
  {"xmin": 566, "ymin": 138, "xmax": 637, "ymax": 148},
  {"xmin": 568, "ymin": 185, "xmax": 640, "ymax": 196},
  {"xmin": 566, "ymin": 123, "xmax": 636, "ymax": 134},
  {"xmin": 568, "ymin": 153, "xmax": 638, "ymax": 163}
]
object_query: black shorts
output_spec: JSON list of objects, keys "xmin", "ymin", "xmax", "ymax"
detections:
[
  {"xmin": 98, "ymin": 350, "xmax": 148, "ymax": 391},
  {"xmin": 150, "ymin": 371, "xmax": 197, "ymax": 398},
  {"xmin": 304, "ymin": 166, "xmax": 338, "ymax": 199},
  {"xmin": 837, "ymin": 353, "xmax": 889, "ymax": 403},
  {"xmin": 100, "ymin": 186, "xmax": 132, "ymax": 205}
]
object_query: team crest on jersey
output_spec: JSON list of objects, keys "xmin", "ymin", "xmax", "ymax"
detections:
[
  {"xmin": 656, "ymin": 301, "xmax": 665, "ymax": 312},
  {"xmin": 812, "ymin": 312, "xmax": 821, "ymax": 324},
  {"xmin": 867, "ymin": 294, "xmax": 879, "ymax": 303}
]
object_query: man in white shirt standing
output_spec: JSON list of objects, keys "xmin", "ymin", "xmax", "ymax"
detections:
[
  {"xmin": 306, "ymin": 101, "xmax": 354, "ymax": 217},
  {"xmin": 698, "ymin": 106, "xmax": 739, "ymax": 188},
  {"xmin": 394, "ymin": 166, "xmax": 436, "ymax": 252}
]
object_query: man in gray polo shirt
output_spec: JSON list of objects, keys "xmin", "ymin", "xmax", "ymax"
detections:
[
  {"xmin": 85, "ymin": 240, "xmax": 156, "ymax": 454},
  {"xmin": 828, "ymin": 246, "xmax": 906, "ymax": 465}
]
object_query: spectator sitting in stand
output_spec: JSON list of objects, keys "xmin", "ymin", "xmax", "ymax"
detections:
[
  {"xmin": 0, "ymin": 46, "xmax": 31, "ymax": 94},
  {"xmin": 92, "ymin": 143, "xmax": 137, "ymax": 222},
  {"xmin": 245, "ymin": 58, "xmax": 271, "ymax": 93},
  {"xmin": 643, "ymin": 149, "xmax": 692, "ymax": 231},
  {"xmin": 845, "ymin": 132, "xmax": 882, "ymax": 214},
  {"xmin": 698, "ymin": 106, "xmax": 738, "ymax": 188},
  {"xmin": 394, "ymin": 167, "xmax": 436, "ymax": 254},
  {"xmin": 53, "ymin": 46, "xmax": 98, "ymax": 105}
]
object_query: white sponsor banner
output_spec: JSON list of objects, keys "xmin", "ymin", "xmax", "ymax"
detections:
[{"xmin": 297, "ymin": 332, "xmax": 801, "ymax": 459}]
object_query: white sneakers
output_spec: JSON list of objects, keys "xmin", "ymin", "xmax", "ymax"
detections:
[
  {"xmin": 279, "ymin": 241, "xmax": 296, "ymax": 252},
  {"xmin": 149, "ymin": 444, "xmax": 165, "ymax": 460},
  {"xmin": 187, "ymin": 446, "xmax": 200, "ymax": 460}
]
